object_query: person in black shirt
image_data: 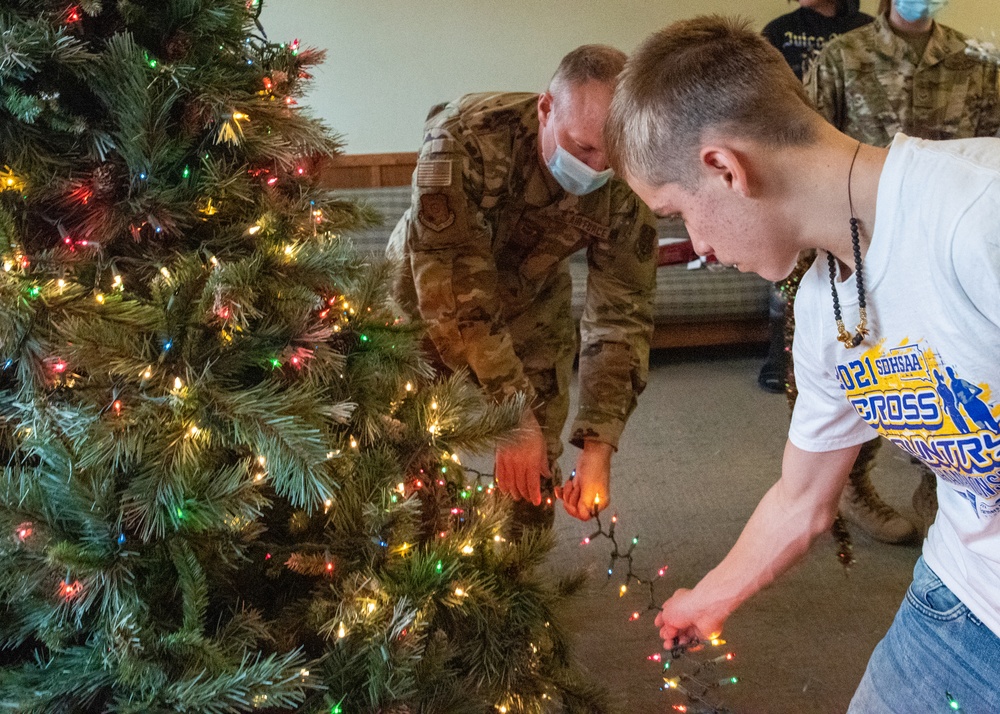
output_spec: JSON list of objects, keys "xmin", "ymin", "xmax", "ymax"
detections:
[
  {"xmin": 756, "ymin": 0, "xmax": 874, "ymax": 397},
  {"xmin": 762, "ymin": 0, "xmax": 874, "ymax": 80}
]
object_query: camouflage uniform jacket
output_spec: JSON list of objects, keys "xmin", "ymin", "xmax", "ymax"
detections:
[
  {"xmin": 387, "ymin": 92, "xmax": 657, "ymax": 448},
  {"xmin": 805, "ymin": 14, "xmax": 1000, "ymax": 145}
]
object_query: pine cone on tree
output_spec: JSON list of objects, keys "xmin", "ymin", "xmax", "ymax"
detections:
[
  {"xmin": 164, "ymin": 32, "xmax": 192, "ymax": 62},
  {"xmin": 90, "ymin": 163, "xmax": 119, "ymax": 199}
]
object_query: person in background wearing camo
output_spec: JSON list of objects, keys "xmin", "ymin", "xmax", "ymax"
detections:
[
  {"xmin": 778, "ymin": 0, "xmax": 1000, "ymax": 545},
  {"xmin": 386, "ymin": 45, "xmax": 658, "ymax": 530}
]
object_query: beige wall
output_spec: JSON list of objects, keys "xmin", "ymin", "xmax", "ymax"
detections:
[{"xmin": 261, "ymin": 1, "xmax": 1000, "ymax": 153}]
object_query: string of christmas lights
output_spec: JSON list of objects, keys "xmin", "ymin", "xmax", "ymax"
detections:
[
  {"xmin": 579, "ymin": 504, "xmax": 739, "ymax": 713},
  {"xmin": 579, "ymin": 506, "xmax": 665, "ymax": 610},
  {"xmin": 831, "ymin": 512, "xmax": 856, "ymax": 570}
]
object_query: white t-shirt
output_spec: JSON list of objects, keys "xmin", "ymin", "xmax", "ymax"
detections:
[{"xmin": 790, "ymin": 134, "xmax": 1000, "ymax": 636}]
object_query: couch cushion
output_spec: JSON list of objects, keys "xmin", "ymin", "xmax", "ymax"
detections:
[
  {"xmin": 336, "ymin": 186, "xmax": 413, "ymax": 256},
  {"xmin": 569, "ymin": 261, "xmax": 769, "ymax": 323}
]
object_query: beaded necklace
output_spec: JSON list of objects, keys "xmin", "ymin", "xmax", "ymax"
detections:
[{"xmin": 826, "ymin": 141, "xmax": 869, "ymax": 349}]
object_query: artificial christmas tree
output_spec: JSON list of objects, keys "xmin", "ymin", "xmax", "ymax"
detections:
[{"xmin": 0, "ymin": 2, "xmax": 610, "ymax": 711}]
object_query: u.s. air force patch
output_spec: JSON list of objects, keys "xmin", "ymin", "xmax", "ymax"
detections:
[
  {"xmin": 566, "ymin": 214, "xmax": 611, "ymax": 241},
  {"xmin": 418, "ymin": 193, "xmax": 455, "ymax": 232},
  {"xmin": 416, "ymin": 159, "xmax": 452, "ymax": 188}
]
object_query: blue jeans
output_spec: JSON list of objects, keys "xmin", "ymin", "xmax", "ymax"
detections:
[{"xmin": 849, "ymin": 557, "xmax": 1000, "ymax": 713}]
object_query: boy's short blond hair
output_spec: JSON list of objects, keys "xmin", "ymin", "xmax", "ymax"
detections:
[{"xmin": 606, "ymin": 16, "xmax": 820, "ymax": 188}]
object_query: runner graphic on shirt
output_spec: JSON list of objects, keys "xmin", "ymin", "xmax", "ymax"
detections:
[
  {"xmin": 833, "ymin": 338, "xmax": 1000, "ymax": 518},
  {"xmin": 947, "ymin": 366, "xmax": 1000, "ymax": 431},
  {"xmin": 934, "ymin": 369, "xmax": 970, "ymax": 434}
]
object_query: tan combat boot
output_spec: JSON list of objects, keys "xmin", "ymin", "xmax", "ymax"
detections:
[{"xmin": 839, "ymin": 439, "xmax": 918, "ymax": 544}]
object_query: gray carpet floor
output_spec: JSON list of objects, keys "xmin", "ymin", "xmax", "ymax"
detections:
[{"xmin": 546, "ymin": 347, "xmax": 926, "ymax": 714}]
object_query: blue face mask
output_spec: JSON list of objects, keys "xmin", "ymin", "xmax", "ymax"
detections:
[
  {"xmin": 546, "ymin": 143, "xmax": 614, "ymax": 196},
  {"xmin": 894, "ymin": 0, "xmax": 948, "ymax": 22}
]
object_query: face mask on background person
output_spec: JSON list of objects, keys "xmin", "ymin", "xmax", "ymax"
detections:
[
  {"xmin": 546, "ymin": 143, "xmax": 614, "ymax": 195},
  {"xmin": 894, "ymin": 0, "xmax": 949, "ymax": 22}
]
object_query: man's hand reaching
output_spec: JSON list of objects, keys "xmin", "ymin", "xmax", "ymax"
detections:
[
  {"xmin": 495, "ymin": 409, "xmax": 549, "ymax": 505},
  {"xmin": 561, "ymin": 439, "xmax": 613, "ymax": 520}
]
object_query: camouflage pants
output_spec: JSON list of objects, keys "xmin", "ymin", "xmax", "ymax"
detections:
[
  {"xmin": 420, "ymin": 267, "xmax": 576, "ymax": 532},
  {"xmin": 507, "ymin": 267, "xmax": 577, "ymax": 532}
]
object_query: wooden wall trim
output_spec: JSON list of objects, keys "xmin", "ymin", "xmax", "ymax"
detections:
[
  {"xmin": 651, "ymin": 318, "xmax": 768, "ymax": 350},
  {"xmin": 316, "ymin": 152, "xmax": 418, "ymax": 189}
]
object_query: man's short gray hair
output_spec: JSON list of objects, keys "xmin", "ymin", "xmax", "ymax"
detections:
[{"xmin": 549, "ymin": 44, "xmax": 627, "ymax": 102}]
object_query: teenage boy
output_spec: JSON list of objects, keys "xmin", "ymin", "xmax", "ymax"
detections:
[{"xmin": 606, "ymin": 16, "xmax": 1000, "ymax": 712}]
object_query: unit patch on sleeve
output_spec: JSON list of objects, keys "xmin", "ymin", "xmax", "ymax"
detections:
[
  {"xmin": 416, "ymin": 159, "xmax": 453, "ymax": 188},
  {"xmin": 634, "ymin": 223, "xmax": 657, "ymax": 260},
  {"xmin": 417, "ymin": 193, "xmax": 456, "ymax": 232}
]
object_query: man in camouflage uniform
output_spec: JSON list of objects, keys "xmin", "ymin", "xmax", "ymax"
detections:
[
  {"xmin": 805, "ymin": 1, "xmax": 1000, "ymax": 144},
  {"xmin": 785, "ymin": 0, "xmax": 1000, "ymax": 544},
  {"xmin": 387, "ymin": 45, "xmax": 658, "ymax": 530}
]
